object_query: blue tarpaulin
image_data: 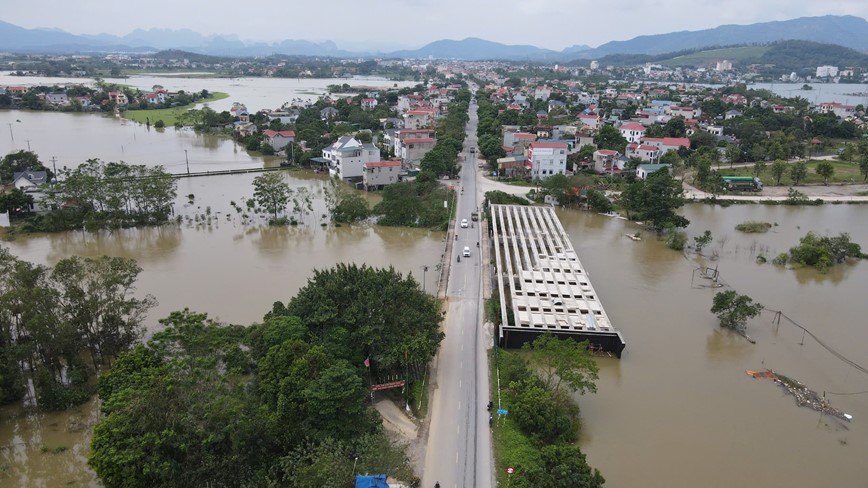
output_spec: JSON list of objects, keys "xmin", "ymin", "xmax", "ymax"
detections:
[{"xmin": 355, "ymin": 474, "xmax": 388, "ymax": 488}]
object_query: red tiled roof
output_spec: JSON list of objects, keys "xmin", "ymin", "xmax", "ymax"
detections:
[
  {"xmin": 529, "ymin": 142, "xmax": 568, "ymax": 149},
  {"xmin": 263, "ymin": 130, "xmax": 296, "ymax": 138},
  {"xmin": 364, "ymin": 161, "xmax": 401, "ymax": 168},
  {"xmin": 596, "ymin": 149, "xmax": 619, "ymax": 156},
  {"xmin": 403, "ymin": 138, "xmax": 435, "ymax": 144},
  {"xmin": 619, "ymin": 122, "xmax": 646, "ymax": 131},
  {"xmin": 513, "ymin": 133, "xmax": 536, "ymax": 139}
]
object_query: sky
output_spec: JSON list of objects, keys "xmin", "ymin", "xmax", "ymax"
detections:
[{"xmin": 2, "ymin": 0, "xmax": 868, "ymax": 51}]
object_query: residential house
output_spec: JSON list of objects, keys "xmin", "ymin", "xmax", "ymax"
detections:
[
  {"xmin": 12, "ymin": 171, "xmax": 48, "ymax": 190},
  {"xmin": 576, "ymin": 113, "xmax": 600, "ymax": 129},
  {"xmin": 400, "ymin": 137, "xmax": 436, "ymax": 167},
  {"xmin": 108, "ymin": 90, "xmax": 128, "ymax": 106},
  {"xmin": 625, "ymin": 143, "xmax": 660, "ymax": 163},
  {"xmin": 724, "ymin": 109, "xmax": 743, "ymax": 120},
  {"xmin": 45, "ymin": 93, "xmax": 69, "ymax": 105},
  {"xmin": 534, "ymin": 86, "xmax": 551, "ymax": 100},
  {"xmin": 618, "ymin": 122, "xmax": 646, "ymax": 143},
  {"xmin": 819, "ymin": 102, "xmax": 857, "ymax": 119},
  {"xmin": 547, "ymin": 100, "xmax": 566, "ymax": 113},
  {"xmin": 496, "ymin": 155, "xmax": 529, "ymax": 178},
  {"xmin": 670, "ymin": 105, "xmax": 700, "ymax": 119},
  {"xmin": 7, "ymin": 86, "xmax": 28, "ymax": 95},
  {"xmin": 363, "ymin": 161, "xmax": 401, "ymax": 190},
  {"xmin": 641, "ymin": 137, "xmax": 690, "ymax": 154},
  {"xmin": 322, "ymin": 136, "xmax": 382, "ymax": 181},
  {"xmin": 320, "ymin": 106, "xmax": 340, "ymax": 120},
  {"xmin": 510, "ymin": 132, "xmax": 537, "ymax": 153},
  {"xmin": 527, "ymin": 142, "xmax": 567, "ymax": 180},
  {"xmin": 262, "ymin": 130, "xmax": 296, "ymax": 151},
  {"xmin": 593, "ymin": 149, "xmax": 622, "ymax": 174},
  {"xmin": 361, "ymin": 98, "xmax": 378, "ymax": 110},
  {"xmin": 636, "ymin": 164, "xmax": 671, "ymax": 180}
]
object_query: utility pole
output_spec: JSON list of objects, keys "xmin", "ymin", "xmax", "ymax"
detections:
[
  {"xmin": 422, "ymin": 265, "xmax": 429, "ymax": 293},
  {"xmin": 50, "ymin": 157, "xmax": 58, "ymax": 183},
  {"xmin": 24, "ymin": 139, "xmax": 31, "ymax": 152},
  {"xmin": 6, "ymin": 123, "xmax": 12, "ymax": 141},
  {"xmin": 184, "ymin": 149, "xmax": 190, "ymax": 175}
]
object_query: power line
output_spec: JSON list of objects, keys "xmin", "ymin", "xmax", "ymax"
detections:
[{"xmin": 764, "ymin": 307, "xmax": 868, "ymax": 376}]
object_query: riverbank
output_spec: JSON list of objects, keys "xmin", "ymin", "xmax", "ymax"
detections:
[{"xmin": 123, "ymin": 91, "xmax": 229, "ymax": 125}]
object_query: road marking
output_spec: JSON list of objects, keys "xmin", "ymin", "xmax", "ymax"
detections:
[
  {"xmin": 458, "ymin": 400, "xmax": 461, "ymax": 410},
  {"xmin": 459, "ymin": 380, "xmax": 462, "ymax": 389}
]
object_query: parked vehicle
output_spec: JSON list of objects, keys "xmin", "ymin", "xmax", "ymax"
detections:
[{"xmin": 722, "ymin": 176, "xmax": 763, "ymax": 192}]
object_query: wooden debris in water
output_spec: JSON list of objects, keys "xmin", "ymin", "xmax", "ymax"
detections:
[{"xmin": 746, "ymin": 369, "xmax": 852, "ymax": 422}]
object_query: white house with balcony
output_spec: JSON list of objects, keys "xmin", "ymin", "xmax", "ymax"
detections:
[
  {"xmin": 527, "ymin": 142, "xmax": 567, "ymax": 180},
  {"xmin": 618, "ymin": 122, "xmax": 646, "ymax": 143},
  {"xmin": 322, "ymin": 136, "xmax": 382, "ymax": 181}
]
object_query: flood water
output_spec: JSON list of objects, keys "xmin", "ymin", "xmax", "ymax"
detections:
[
  {"xmin": 564, "ymin": 204, "xmax": 868, "ymax": 488},
  {"xmin": 1, "ymin": 168, "xmax": 446, "ymax": 486},
  {"xmin": 2, "ymin": 74, "xmax": 868, "ymax": 486}
]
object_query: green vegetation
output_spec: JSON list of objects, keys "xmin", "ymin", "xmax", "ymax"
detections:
[
  {"xmin": 710, "ymin": 290, "xmax": 763, "ymax": 333},
  {"xmin": 718, "ymin": 160, "xmax": 864, "ymax": 186},
  {"xmin": 252, "ymin": 172, "xmax": 291, "ymax": 221},
  {"xmin": 0, "ymin": 249, "xmax": 153, "ymax": 409},
  {"xmin": 663, "ymin": 46, "xmax": 770, "ymax": 66},
  {"xmin": 777, "ymin": 232, "xmax": 864, "ymax": 272},
  {"xmin": 492, "ymin": 336, "xmax": 603, "ymax": 488},
  {"xmin": 735, "ymin": 221, "xmax": 773, "ymax": 233},
  {"xmin": 372, "ymin": 179, "xmax": 453, "ymax": 230},
  {"xmin": 1, "ymin": 150, "xmax": 54, "ymax": 182},
  {"xmin": 88, "ymin": 264, "xmax": 441, "ymax": 487},
  {"xmin": 666, "ymin": 229, "xmax": 688, "ymax": 250},
  {"xmin": 14, "ymin": 159, "xmax": 177, "ymax": 233},
  {"xmin": 485, "ymin": 190, "xmax": 530, "ymax": 206},
  {"xmin": 693, "ymin": 230, "xmax": 713, "ymax": 252},
  {"xmin": 619, "ymin": 170, "xmax": 689, "ymax": 231},
  {"xmin": 123, "ymin": 91, "xmax": 229, "ymax": 125}
]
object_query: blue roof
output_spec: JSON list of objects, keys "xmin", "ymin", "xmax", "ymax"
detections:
[{"xmin": 356, "ymin": 474, "xmax": 388, "ymax": 488}]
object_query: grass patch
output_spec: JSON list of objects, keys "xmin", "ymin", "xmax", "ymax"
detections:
[
  {"xmin": 123, "ymin": 91, "xmax": 229, "ymax": 125},
  {"xmin": 735, "ymin": 221, "xmax": 773, "ymax": 233},
  {"xmin": 489, "ymin": 349, "xmax": 540, "ymax": 486},
  {"xmin": 408, "ymin": 379, "xmax": 429, "ymax": 418},
  {"xmin": 720, "ymin": 160, "xmax": 864, "ymax": 186}
]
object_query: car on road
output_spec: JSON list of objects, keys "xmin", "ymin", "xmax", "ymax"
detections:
[
  {"xmin": 460, "ymin": 219, "xmax": 468, "ymax": 228},
  {"xmin": 462, "ymin": 246, "xmax": 471, "ymax": 257}
]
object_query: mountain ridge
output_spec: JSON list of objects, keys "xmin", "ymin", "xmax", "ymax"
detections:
[{"xmin": 1, "ymin": 15, "xmax": 867, "ymax": 61}]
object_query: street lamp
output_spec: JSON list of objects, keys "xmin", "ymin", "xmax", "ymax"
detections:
[{"xmin": 422, "ymin": 265, "xmax": 429, "ymax": 293}]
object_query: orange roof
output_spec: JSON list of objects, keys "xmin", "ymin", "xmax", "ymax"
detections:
[{"xmin": 364, "ymin": 161, "xmax": 401, "ymax": 168}]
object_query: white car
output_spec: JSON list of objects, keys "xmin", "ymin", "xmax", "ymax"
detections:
[
  {"xmin": 462, "ymin": 246, "xmax": 471, "ymax": 257},
  {"xmin": 460, "ymin": 219, "xmax": 469, "ymax": 228}
]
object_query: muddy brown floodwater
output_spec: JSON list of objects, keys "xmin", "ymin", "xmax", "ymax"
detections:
[
  {"xmin": 563, "ymin": 203, "xmax": 868, "ymax": 488},
  {"xmin": 2, "ymin": 185, "xmax": 868, "ymax": 486}
]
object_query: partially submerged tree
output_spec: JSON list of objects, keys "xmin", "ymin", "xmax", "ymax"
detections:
[
  {"xmin": 522, "ymin": 334, "xmax": 599, "ymax": 395},
  {"xmin": 253, "ymin": 172, "xmax": 291, "ymax": 221},
  {"xmin": 710, "ymin": 290, "xmax": 763, "ymax": 332}
]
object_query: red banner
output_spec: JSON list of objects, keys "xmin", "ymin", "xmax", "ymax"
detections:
[{"xmin": 369, "ymin": 380, "xmax": 406, "ymax": 392}]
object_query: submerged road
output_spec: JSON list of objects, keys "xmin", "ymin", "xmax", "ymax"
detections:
[{"xmin": 421, "ymin": 90, "xmax": 494, "ymax": 488}]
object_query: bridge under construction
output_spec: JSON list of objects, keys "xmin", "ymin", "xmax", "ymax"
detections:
[{"xmin": 489, "ymin": 204, "xmax": 626, "ymax": 357}]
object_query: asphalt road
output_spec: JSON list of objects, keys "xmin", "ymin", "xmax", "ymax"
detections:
[{"xmin": 421, "ymin": 91, "xmax": 494, "ymax": 488}]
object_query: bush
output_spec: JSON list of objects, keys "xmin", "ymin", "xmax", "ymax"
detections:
[
  {"xmin": 786, "ymin": 232, "xmax": 863, "ymax": 272},
  {"xmin": 735, "ymin": 221, "xmax": 772, "ymax": 233},
  {"xmin": 154, "ymin": 119, "xmax": 165, "ymax": 128},
  {"xmin": 586, "ymin": 189, "xmax": 613, "ymax": 213},
  {"xmin": 772, "ymin": 253, "xmax": 789, "ymax": 265},
  {"xmin": 666, "ymin": 230, "xmax": 688, "ymax": 250}
]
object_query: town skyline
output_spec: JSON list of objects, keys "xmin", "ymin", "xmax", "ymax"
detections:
[{"xmin": 3, "ymin": 0, "xmax": 867, "ymax": 51}]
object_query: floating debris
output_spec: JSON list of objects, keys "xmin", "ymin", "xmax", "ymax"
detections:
[{"xmin": 746, "ymin": 369, "xmax": 852, "ymax": 423}]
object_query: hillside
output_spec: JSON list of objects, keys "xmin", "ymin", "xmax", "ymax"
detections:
[
  {"xmin": 662, "ymin": 46, "xmax": 771, "ymax": 67},
  {"xmin": 582, "ymin": 15, "xmax": 868, "ymax": 58}
]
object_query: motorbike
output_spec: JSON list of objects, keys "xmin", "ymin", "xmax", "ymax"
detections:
[{"xmin": 457, "ymin": 255, "xmax": 460, "ymax": 262}]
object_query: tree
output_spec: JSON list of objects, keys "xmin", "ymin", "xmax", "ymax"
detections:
[
  {"xmin": 752, "ymin": 160, "xmax": 766, "ymax": 177},
  {"xmin": 770, "ymin": 159, "xmax": 788, "ymax": 185},
  {"xmin": 586, "ymin": 189, "xmax": 612, "ymax": 213},
  {"xmin": 693, "ymin": 230, "xmax": 713, "ymax": 252},
  {"xmin": 626, "ymin": 170, "xmax": 689, "ymax": 231},
  {"xmin": 0, "ymin": 188, "xmax": 34, "ymax": 215},
  {"xmin": 789, "ymin": 160, "xmax": 808, "ymax": 185},
  {"xmin": 815, "ymin": 161, "xmax": 834, "ymax": 185},
  {"xmin": 710, "ymin": 290, "xmax": 763, "ymax": 332},
  {"xmin": 860, "ymin": 154, "xmax": 868, "ymax": 182},
  {"xmin": 517, "ymin": 444, "xmax": 605, "ymax": 488},
  {"xmin": 253, "ymin": 172, "xmax": 291, "ymax": 221},
  {"xmin": 594, "ymin": 125, "xmax": 628, "ymax": 153},
  {"xmin": 522, "ymin": 335, "xmax": 599, "ymax": 395},
  {"xmin": 1, "ymin": 150, "xmax": 51, "ymax": 183},
  {"xmin": 725, "ymin": 143, "xmax": 741, "ymax": 168}
]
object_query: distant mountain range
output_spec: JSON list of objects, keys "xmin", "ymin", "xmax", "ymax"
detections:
[{"xmin": 1, "ymin": 15, "xmax": 867, "ymax": 61}]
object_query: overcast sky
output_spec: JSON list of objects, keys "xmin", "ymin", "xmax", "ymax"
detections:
[{"xmin": 3, "ymin": 0, "xmax": 867, "ymax": 51}]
